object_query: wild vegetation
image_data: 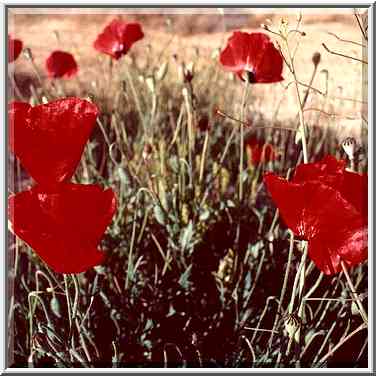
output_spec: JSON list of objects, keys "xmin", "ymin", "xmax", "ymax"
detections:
[{"xmin": 7, "ymin": 10, "xmax": 368, "ymax": 368}]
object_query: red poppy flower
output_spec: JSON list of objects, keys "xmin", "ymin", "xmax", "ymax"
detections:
[
  {"xmin": 45, "ymin": 51, "xmax": 78, "ymax": 79},
  {"xmin": 93, "ymin": 19, "xmax": 144, "ymax": 60},
  {"xmin": 8, "ymin": 35, "xmax": 23, "ymax": 63},
  {"xmin": 8, "ymin": 183, "xmax": 117, "ymax": 274},
  {"xmin": 246, "ymin": 137, "xmax": 278, "ymax": 165},
  {"xmin": 9, "ymin": 98, "xmax": 98, "ymax": 187},
  {"xmin": 219, "ymin": 31, "xmax": 283, "ymax": 83},
  {"xmin": 264, "ymin": 155, "xmax": 367, "ymax": 275}
]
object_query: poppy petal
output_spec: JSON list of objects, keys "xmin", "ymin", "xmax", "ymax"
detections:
[
  {"xmin": 9, "ymin": 98, "xmax": 98, "ymax": 187},
  {"xmin": 293, "ymin": 155, "xmax": 346, "ymax": 185},
  {"xmin": 46, "ymin": 51, "xmax": 78, "ymax": 78},
  {"xmin": 264, "ymin": 155, "xmax": 368, "ymax": 276},
  {"xmin": 8, "ymin": 35, "xmax": 23, "ymax": 63},
  {"xmin": 253, "ymin": 41, "xmax": 284, "ymax": 83},
  {"xmin": 264, "ymin": 174, "xmax": 363, "ymax": 240},
  {"xmin": 219, "ymin": 31, "xmax": 283, "ymax": 83},
  {"xmin": 342, "ymin": 171, "xmax": 368, "ymax": 217},
  {"xmin": 8, "ymin": 184, "xmax": 117, "ymax": 274},
  {"xmin": 293, "ymin": 156, "xmax": 367, "ymax": 217},
  {"xmin": 309, "ymin": 224, "xmax": 367, "ymax": 275},
  {"xmin": 94, "ymin": 19, "xmax": 144, "ymax": 60}
]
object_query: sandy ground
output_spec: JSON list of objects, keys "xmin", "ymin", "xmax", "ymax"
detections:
[{"xmin": 8, "ymin": 9, "xmax": 368, "ymax": 138}]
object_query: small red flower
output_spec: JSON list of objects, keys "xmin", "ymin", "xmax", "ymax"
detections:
[
  {"xmin": 8, "ymin": 183, "xmax": 117, "ymax": 274},
  {"xmin": 246, "ymin": 137, "xmax": 277, "ymax": 165},
  {"xmin": 9, "ymin": 98, "xmax": 98, "ymax": 187},
  {"xmin": 93, "ymin": 19, "xmax": 144, "ymax": 60},
  {"xmin": 264, "ymin": 156, "xmax": 367, "ymax": 275},
  {"xmin": 45, "ymin": 51, "xmax": 78, "ymax": 78},
  {"xmin": 220, "ymin": 31, "xmax": 283, "ymax": 83},
  {"xmin": 8, "ymin": 35, "xmax": 23, "ymax": 63}
]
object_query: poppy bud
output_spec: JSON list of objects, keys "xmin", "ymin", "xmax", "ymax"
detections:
[
  {"xmin": 341, "ymin": 137, "xmax": 357, "ymax": 161},
  {"xmin": 23, "ymin": 47, "xmax": 33, "ymax": 61},
  {"xmin": 184, "ymin": 71, "xmax": 193, "ymax": 82},
  {"xmin": 215, "ymin": 249, "xmax": 235, "ymax": 285},
  {"xmin": 220, "ymin": 167, "xmax": 230, "ymax": 194},
  {"xmin": 183, "ymin": 62, "xmax": 194, "ymax": 83},
  {"xmin": 181, "ymin": 203, "xmax": 190, "ymax": 225},
  {"xmin": 351, "ymin": 292, "xmax": 367, "ymax": 316},
  {"xmin": 86, "ymin": 93, "xmax": 96, "ymax": 103},
  {"xmin": 312, "ymin": 52, "xmax": 321, "ymax": 67},
  {"xmin": 197, "ymin": 115, "xmax": 210, "ymax": 132},
  {"xmin": 142, "ymin": 143, "xmax": 153, "ymax": 161},
  {"xmin": 284, "ymin": 313, "xmax": 302, "ymax": 343}
]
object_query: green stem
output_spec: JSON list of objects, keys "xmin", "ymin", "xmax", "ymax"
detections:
[
  {"xmin": 267, "ymin": 231, "xmax": 294, "ymax": 350},
  {"xmin": 239, "ymin": 79, "xmax": 250, "ymax": 202},
  {"xmin": 341, "ymin": 260, "xmax": 368, "ymax": 325},
  {"xmin": 288, "ymin": 243, "xmax": 308, "ymax": 315},
  {"xmin": 284, "ymin": 37, "xmax": 308, "ymax": 164},
  {"xmin": 199, "ymin": 130, "xmax": 209, "ymax": 184},
  {"xmin": 316, "ymin": 323, "xmax": 367, "ymax": 365},
  {"xmin": 64, "ymin": 274, "xmax": 72, "ymax": 331}
]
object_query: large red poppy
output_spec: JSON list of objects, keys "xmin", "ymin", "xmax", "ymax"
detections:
[
  {"xmin": 264, "ymin": 156, "xmax": 367, "ymax": 275},
  {"xmin": 93, "ymin": 19, "xmax": 144, "ymax": 60},
  {"xmin": 8, "ymin": 35, "xmax": 23, "ymax": 63},
  {"xmin": 246, "ymin": 136, "xmax": 278, "ymax": 165},
  {"xmin": 219, "ymin": 31, "xmax": 283, "ymax": 83},
  {"xmin": 9, "ymin": 98, "xmax": 98, "ymax": 187},
  {"xmin": 46, "ymin": 51, "xmax": 78, "ymax": 78},
  {"xmin": 8, "ymin": 183, "xmax": 117, "ymax": 274}
]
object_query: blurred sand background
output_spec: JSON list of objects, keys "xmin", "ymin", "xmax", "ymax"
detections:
[{"xmin": 8, "ymin": 8, "xmax": 368, "ymax": 138}]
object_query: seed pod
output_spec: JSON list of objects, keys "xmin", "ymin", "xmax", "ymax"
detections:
[
  {"xmin": 184, "ymin": 62, "xmax": 194, "ymax": 83},
  {"xmin": 216, "ymin": 249, "xmax": 235, "ymax": 285},
  {"xmin": 342, "ymin": 137, "xmax": 357, "ymax": 161},
  {"xmin": 86, "ymin": 93, "xmax": 96, "ymax": 103},
  {"xmin": 220, "ymin": 167, "xmax": 230, "ymax": 194},
  {"xmin": 312, "ymin": 52, "xmax": 321, "ymax": 67},
  {"xmin": 142, "ymin": 143, "xmax": 153, "ymax": 161},
  {"xmin": 23, "ymin": 47, "xmax": 33, "ymax": 60},
  {"xmin": 284, "ymin": 313, "xmax": 302, "ymax": 343},
  {"xmin": 181, "ymin": 203, "xmax": 190, "ymax": 225},
  {"xmin": 351, "ymin": 292, "xmax": 367, "ymax": 316}
]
